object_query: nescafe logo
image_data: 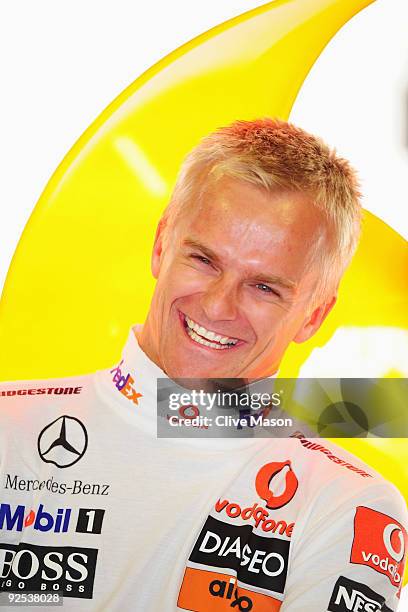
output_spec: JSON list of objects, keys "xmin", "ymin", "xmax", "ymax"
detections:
[{"xmin": 255, "ymin": 461, "xmax": 298, "ymax": 510}]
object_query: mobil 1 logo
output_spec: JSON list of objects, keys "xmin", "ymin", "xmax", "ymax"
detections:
[
  {"xmin": 0, "ymin": 543, "xmax": 98, "ymax": 599},
  {"xmin": 76, "ymin": 509, "xmax": 105, "ymax": 535},
  {"xmin": 0, "ymin": 503, "xmax": 105, "ymax": 535}
]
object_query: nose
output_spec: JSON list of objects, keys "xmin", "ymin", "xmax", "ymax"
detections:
[{"xmin": 200, "ymin": 277, "xmax": 238, "ymax": 322}]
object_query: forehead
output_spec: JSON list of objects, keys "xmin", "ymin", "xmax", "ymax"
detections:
[{"xmin": 177, "ymin": 177, "xmax": 328, "ymax": 282}]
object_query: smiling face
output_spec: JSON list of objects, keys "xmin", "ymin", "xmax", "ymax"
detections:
[{"xmin": 139, "ymin": 176, "xmax": 336, "ymax": 379}]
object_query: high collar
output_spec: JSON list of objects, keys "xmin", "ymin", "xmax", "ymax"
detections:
[
  {"xmin": 96, "ymin": 324, "xmax": 274, "ymax": 450},
  {"xmin": 97, "ymin": 325, "xmax": 163, "ymax": 427}
]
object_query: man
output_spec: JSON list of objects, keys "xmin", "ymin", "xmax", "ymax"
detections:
[{"xmin": 0, "ymin": 119, "xmax": 406, "ymax": 611}]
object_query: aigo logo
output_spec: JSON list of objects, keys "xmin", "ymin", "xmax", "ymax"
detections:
[
  {"xmin": 351, "ymin": 506, "xmax": 407, "ymax": 592},
  {"xmin": 178, "ymin": 567, "xmax": 283, "ymax": 612},
  {"xmin": 255, "ymin": 461, "xmax": 298, "ymax": 510},
  {"xmin": 209, "ymin": 577, "xmax": 253, "ymax": 610}
]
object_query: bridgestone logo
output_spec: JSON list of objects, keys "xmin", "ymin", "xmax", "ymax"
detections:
[
  {"xmin": 291, "ymin": 433, "xmax": 372, "ymax": 477},
  {"xmin": 0, "ymin": 543, "xmax": 98, "ymax": 599},
  {"xmin": 0, "ymin": 387, "xmax": 82, "ymax": 397}
]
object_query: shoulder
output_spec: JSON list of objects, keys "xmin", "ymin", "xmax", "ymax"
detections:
[
  {"xmin": 288, "ymin": 432, "xmax": 374, "ymax": 481},
  {"xmin": 284, "ymin": 435, "xmax": 407, "ymax": 540},
  {"xmin": 243, "ymin": 434, "xmax": 406, "ymax": 521},
  {"xmin": 0, "ymin": 373, "xmax": 95, "ymax": 434},
  {"xmin": 0, "ymin": 373, "xmax": 94, "ymax": 405}
]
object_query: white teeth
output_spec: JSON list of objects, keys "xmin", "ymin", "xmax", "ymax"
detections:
[
  {"xmin": 187, "ymin": 327, "xmax": 230, "ymax": 349},
  {"xmin": 184, "ymin": 315, "xmax": 238, "ymax": 347}
]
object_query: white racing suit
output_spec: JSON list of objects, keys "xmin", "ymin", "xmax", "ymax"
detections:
[{"xmin": 0, "ymin": 326, "xmax": 406, "ymax": 611}]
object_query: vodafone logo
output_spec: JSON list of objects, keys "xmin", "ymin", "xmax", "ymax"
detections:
[
  {"xmin": 179, "ymin": 405, "xmax": 200, "ymax": 419},
  {"xmin": 383, "ymin": 523, "xmax": 405, "ymax": 563},
  {"xmin": 351, "ymin": 506, "xmax": 407, "ymax": 592},
  {"xmin": 255, "ymin": 461, "xmax": 298, "ymax": 510}
]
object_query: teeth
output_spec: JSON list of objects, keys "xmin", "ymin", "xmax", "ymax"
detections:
[
  {"xmin": 184, "ymin": 315, "xmax": 238, "ymax": 348},
  {"xmin": 220, "ymin": 337, "xmax": 232, "ymax": 345},
  {"xmin": 188, "ymin": 328, "xmax": 230, "ymax": 349}
]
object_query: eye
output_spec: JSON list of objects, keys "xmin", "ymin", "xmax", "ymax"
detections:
[
  {"xmin": 191, "ymin": 254, "xmax": 211, "ymax": 266},
  {"xmin": 255, "ymin": 283, "xmax": 281, "ymax": 298}
]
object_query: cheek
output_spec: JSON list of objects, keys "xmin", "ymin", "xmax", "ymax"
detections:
[
  {"xmin": 157, "ymin": 263, "xmax": 208, "ymax": 305},
  {"xmin": 241, "ymin": 300, "xmax": 300, "ymax": 350},
  {"xmin": 240, "ymin": 295, "xmax": 288, "ymax": 329},
  {"xmin": 174, "ymin": 264, "xmax": 211, "ymax": 294}
]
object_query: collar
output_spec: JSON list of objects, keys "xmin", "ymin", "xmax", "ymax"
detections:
[{"xmin": 96, "ymin": 324, "xmax": 274, "ymax": 450}]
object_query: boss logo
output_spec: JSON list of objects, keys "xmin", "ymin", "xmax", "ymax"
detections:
[{"xmin": 0, "ymin": 543, "xmax": 98, "ymax": 599}]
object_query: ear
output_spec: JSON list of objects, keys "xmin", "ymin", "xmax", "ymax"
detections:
[
  {"xmin": 151, "ymin": 217, "xmax": 167, "ymax": 279},
  {"xmin": 293, "ymin": 295, "xmax": 337, "ymax": 344}
]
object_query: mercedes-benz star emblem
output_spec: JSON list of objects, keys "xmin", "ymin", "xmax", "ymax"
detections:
[{"xmin": 38, "ymin": 415, "xmax": 88, "ymax": 468}]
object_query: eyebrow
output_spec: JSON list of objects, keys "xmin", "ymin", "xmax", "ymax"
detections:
[{"xmin": 182, "ymin": 239, "xmax": 298, "ymax": 291}]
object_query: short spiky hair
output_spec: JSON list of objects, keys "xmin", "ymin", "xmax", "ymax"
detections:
[{"xmin": 163, "ymin": 118, "xmax": 362, "ymax": 304}]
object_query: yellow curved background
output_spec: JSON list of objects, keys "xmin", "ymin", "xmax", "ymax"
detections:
[{"xmin": 1, "ymin": 0, "xmax": 407, "ymax": 533}]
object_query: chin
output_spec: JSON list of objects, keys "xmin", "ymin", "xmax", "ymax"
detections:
[
  {"xmin": 164, "ymin": 357, "xmax": 219, "ymax": 379},
  {"xmin": 167, "ymin": 364, "xmax": 210, "ymax": 379}
]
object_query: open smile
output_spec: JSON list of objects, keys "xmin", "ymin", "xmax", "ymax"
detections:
[{"xmin": 179, "ymin": 311, "xmax": 242, "ymax": 351}]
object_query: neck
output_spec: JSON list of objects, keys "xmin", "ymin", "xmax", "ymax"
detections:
[{"xmin": 135, "ymin": 318, "xmax": 166, "ymax": 374}]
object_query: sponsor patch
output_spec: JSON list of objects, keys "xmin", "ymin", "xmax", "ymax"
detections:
[
  {"xmin": 291, "ymin": 433, "xmax": 372, "ymax": 477},
  {"xmin": 184, "ymin": 516, "xmax": 289, "ymax": 593},
  {"xmin": 328, "ymin": 576, "xmax": 393, "ymax": 612},
  {"xmin": 4, "ymin": 473, "xmax": 110, "ymax": 496},
  {"xmin": 351, "ymin": 506, "xmax": 407, "ymax": 593},
  {"xmin": 0, "ymin": 542, "xmax": 98, "ymax": 599},
  {"xmin": 255, "ymin": 461, "xmax": 298, "ymax": 510},
  {"xmin": 38, "ymin": 416, "xmax": 88, "ymax": 469},
  {"xmin": 0, "ymin": 386, "xmax": 82, "ymax": 397},
  {"xmin": 178, "ymin": 568, "xmax": 282, "ymax": 611},
  {"xmin": 0, "ymin": 503, "xmax": 105, "ymax": 535},
  {"xmin": 215, "ymin": 499, "xmax": 294, "ymax": 538},
  {"xmin": 110, "ymin": 360, "xmax": 142, "ymax": 405}
]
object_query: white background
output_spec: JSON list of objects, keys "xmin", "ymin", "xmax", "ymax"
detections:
[{"xmin": 0, "ymin": 0, "xmax": 407, "ymax": 606}]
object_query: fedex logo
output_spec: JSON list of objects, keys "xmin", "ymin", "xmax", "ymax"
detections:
[{"xmin": 110, "ymin": 360, "xmax": 142, "ymax": 405}]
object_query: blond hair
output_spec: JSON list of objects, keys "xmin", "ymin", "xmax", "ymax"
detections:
[{"xmin": 163, "ymin": 118, "xmax": 362, "ymax": 305}]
